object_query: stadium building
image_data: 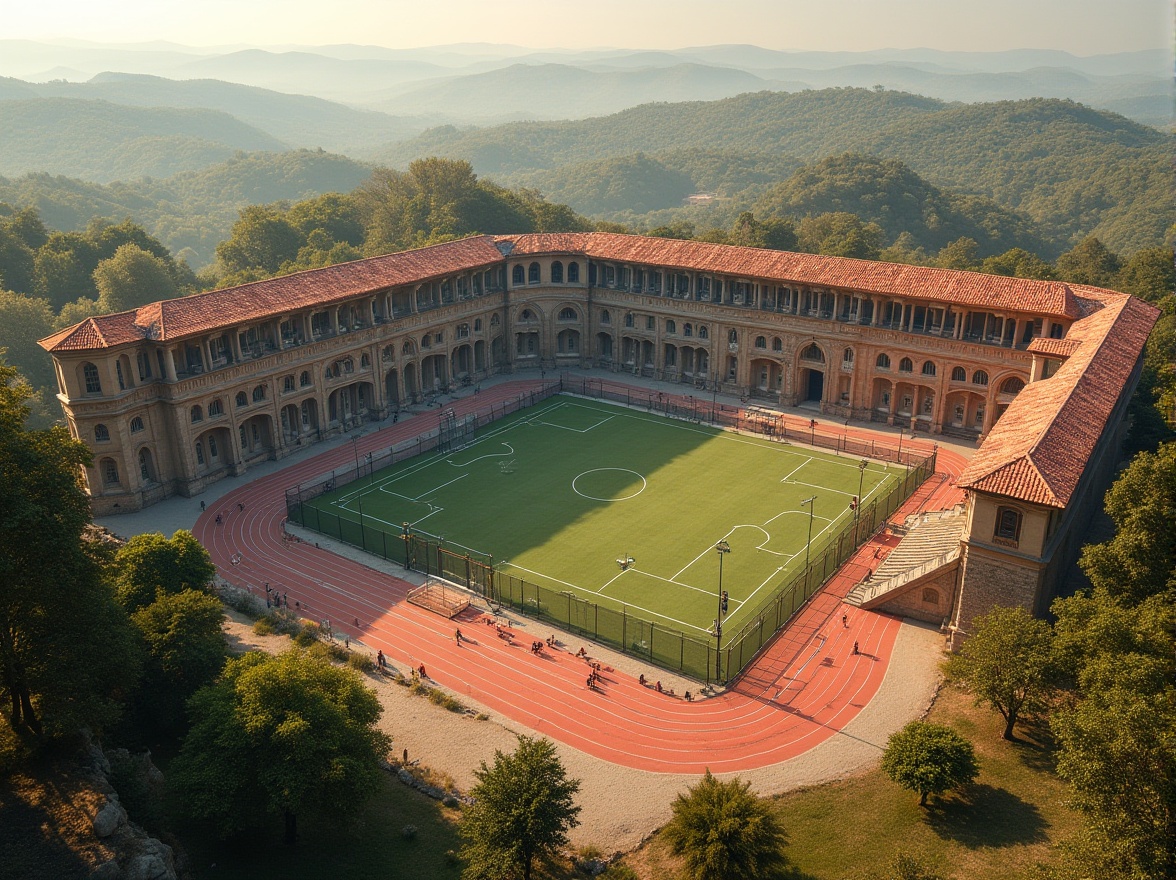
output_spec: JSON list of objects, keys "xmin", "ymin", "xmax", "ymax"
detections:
[{"xmin": 39, "ymin": 233, "xmax": 1160, "ymax": 640}]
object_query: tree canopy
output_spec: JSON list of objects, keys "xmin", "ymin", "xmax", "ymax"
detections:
[
  {"xmin": 93, "ymin": 242, "xmax": 178, "ymax": 313},
  {"xmin": 112, "ymin": 529, "xmax": 216, "ymax": 613},
  {"xmin": 171, "ymin": 647, "xmax": 390, "ymax": 844},
  {"xmin": 661, "ymin": 770, "xmax": 787, "ymax": 880},
  {"xmin": 460, "ymin": 735, "xmax": 581, "ymax": 880},
  {"xmin": 881, "ymin": 721, "xmax": 979, "ymax": 806},
  {"xmin": 945, "ymin": 605, "xmax": 1055, "ymax": 740}
]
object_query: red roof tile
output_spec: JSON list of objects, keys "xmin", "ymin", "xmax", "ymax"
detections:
[
  {"xmin": 957, "ymin": 291, "xmax": 1161, "ymax": 507},
  {"xmin": 1026, "ymin": 338, "xmax": 1082, "ymax": 357}
]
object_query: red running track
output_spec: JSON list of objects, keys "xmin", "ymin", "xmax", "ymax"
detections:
[{"xmin": 194, "ymin": 380, "xmax": 966, "ymax": 773}]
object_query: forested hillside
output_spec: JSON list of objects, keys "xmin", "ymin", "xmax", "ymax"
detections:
[
  {"xmin": 378, "ymin": 89, "xmax": 1174, "ymax": 254},
  {"xmin": 0, "ymin": 151, "xmax": 373, "ymax": 265},
  {"xmin": 0, "ymin": 98, "xmax": 286, "ymax": 182}
]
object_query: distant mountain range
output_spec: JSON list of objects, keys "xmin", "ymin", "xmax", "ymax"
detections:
[{"xmin": 0, "ymin": 40, "xmax": 1168, "ymax": 127}]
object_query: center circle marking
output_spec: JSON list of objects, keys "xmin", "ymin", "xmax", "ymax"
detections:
[{"xmin": 571, "ymin": 468, "xmax": 648, "ymax": 502}]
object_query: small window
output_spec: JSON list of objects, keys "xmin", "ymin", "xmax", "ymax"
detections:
[
  {"xmin": 951, "ymin": 366, "xmax": 967, "ymax": 382},
  {"xmin": 755, "ymin": 336, "xmax": 767, "ymax": 349},
  {"xmin": 995, "ymin": 506, "xmax": 1022, "ymax": 542},
  {"xmin": 130, "ymin": 416, "xmax": 144, "ymax": 434},
  {"xmin": 559, "ymin": 307, "xmax": 577, "ymax": 321},
  {"xmin": 191, "ymin": 405, "xmax": 203, "ymax": 423},
  {"xmin": 102, "ymin": 459, "xmax": 119, "ymax": 485},
  {"xmin": 683, "ymin": 323, "xmax": 693, "ymax": 338},
  {"xmin": 843, "ymin": 347, "xmax": 854, "ymax": 365},
  {"xmin": 972, "ymin": 370, "xmax": 989, "ymax": 386},
  {"xmin": 512, "ymin": 265, "xmax": 525, "ymax": 285},
  {"xmin": 921, "ymin": 361, "xmax": 936, "ymax": 377},
  {"xmin": 520, "ymin": 309, "xmax": 536, "ymax": 323},
  {"xmin": 772, "ymin": 337, "xmax": 783, "ymax": 352},
  {"xmin": 801, "ymin": 343, "xmax": 824, "ymax": 362},
  {"xmin": 528, "ymin": 262, "xmax": 540, "ymax": 284},
  {"xmin": 195, "ymin": 441, "xmax": 205, "ymax": 466},
  {"xmin": 1000, "ymin": 376, "xmax": 1025, "ymax": 395},
  {"xmin": 876, "ymin": 353, "xmax": 891, "ymax": 370},
  {"xmin": 83, "ymin": 362, "xmax": 102, "ymax": 394},
  {"xmin": 208, "ymin": 399, "xmax": 224, "ymax": 416},
  {"xmin": 899, "ymin": 357, "xmax": 913, "ymax": 373},
  {"xmin": 137, "ymin": 352, "xmax": 152, "ymax": 381},
  {"xmin": 490, "ymin": 314, "xmax": 500, "ymax": 328},
  {"xmin": 599, "ymin": 309, "xmax": 611, "ymax": 325},
  {"xmin": 236, "ymin": 391, "xmax": 248, "ymax": 407},
  {"xmin": 361, "ymin": 353, "xmax": 371, "ymax": 367},
  {"xmin": 922, "ymin": 587, "xmax": 940, "ymax": 605},
  {"xmin": 666, "ymin": 320, "xmax": 676, "ymax": 334},
  {"xmin": 115, "ymin": 361, "xmax": 126, "ymax": 391},
  {"xmin": 728, "ymin": 329, "xmax": 738, "ymax": 345},
  {"xmin": 698, "ymin": 325, "xmax": 709, "ymax": 340},
  {"xmin": 208, "ymin": 436, "xmax": 219, "ymax": 458},
  {"xmin": 551, "ymin": 261, "xmax": 564, "ymax": 283},
  {"xmin": 624, "ymin": 313, "xmax": 635, "ymax": 328},
  {"xmin": 283, "ymin": 375, "xmax": 295, "ymax": 393},
  {"xmin": 567, "ymin": 262, "xmax": 580, "ymax": 283},
  {"xmin": 646, "ymin": 316, "xmax": 656, "ymax": 331},
  {"xmin": 94, "ymin": 424, "xmax": 110, "ymax": 443}
]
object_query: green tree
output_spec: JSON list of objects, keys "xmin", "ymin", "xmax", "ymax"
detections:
[
  {"xmin": 730, "ymin": 212, "xmax": 797, "ymax": 251},
  {"xmin": 1055, "ymin": 236, "xmax": 1122, "ymax": 288},
  {"xmin": 881, "ymin": 721, "xmax": 979, "ymax": 806},
  {"xmin": 1114, "ymin": 246, "xmax": 1175, "ymax": 304},
  {"xmin": 0, "ymin": 225, "xmax": 36, "ymax": 295},
  {"xmin": 128, "ymin": 589, "xmax": 227, "ymax": 735},
  {"xmin": 796, "ymin": 212, "xmax": 884, "ymax": 260},
  {"xmin": 33, "ymin": 232, "xmax": 98, "ymax": 311},
  {"xmin": 945, "ymin": 605, "xmax": 1055, "ymax": 740},
  {"xmin": 0, "ymin": 359, "xmax": 139, "ymax": 739},
  {"xmin": 661, "ymin": 770, "xmax": 787, "ymax": 880},
  {"xmin": 171, "ymin": 648, "xmax": 390, "ymax": 844},
  {"xmin": 215, "ymin": 205, "xmax": 302, "ymax": 277},
  {"xmin": 112, "ymin": 530, "xmax": 216, "ymax": 613},
  {"xmin": 1079, "ymin": 442, "xmax": 1176, "ymax": 605},
  {"xmin": 93, "ymin": 243, "xmax": 178, "ymax": 313},
  {"xmin": 933, "ymin": 236, "xmax": 980, "ymax": 270},
  {"xmin": 980, "ymin": 247, "xmax": 1056, "ymax": 280},
  {"xmin": 0, "ymin": 290, "xmax": 56, "ymax": 390},
  {"xmin": 460, "ymin": 735, "xmax": 581, "ymax": 880}
]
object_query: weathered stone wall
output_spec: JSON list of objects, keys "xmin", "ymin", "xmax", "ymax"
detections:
[{"xmin": 874, "ymin": 565, "xmax": 958, "ymax": 624}]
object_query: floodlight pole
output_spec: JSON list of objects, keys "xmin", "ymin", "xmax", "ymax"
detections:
[
  {"xmin": 801, "ymin": 495, "xmax": 817, "ymax": 590},
  {"xmin": 714, "ymin": 540, "xmax": 731, "ymax": 682},
  {"xmin": 855, "ymin": 459, "xmax": 868, "ymax": 546},
  {"xmin": 897, "ymin": 427, "xmax": 904, "ymax": 467}
]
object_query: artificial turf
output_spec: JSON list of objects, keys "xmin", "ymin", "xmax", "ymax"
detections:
[{"xmin": 304, "ymin": 396, "xmax": 903, "ymax": 638}]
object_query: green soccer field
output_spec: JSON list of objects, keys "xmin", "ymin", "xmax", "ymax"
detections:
[{"xmin": 304, "ymin": 396, "xmax": 904, "ymax": 639}]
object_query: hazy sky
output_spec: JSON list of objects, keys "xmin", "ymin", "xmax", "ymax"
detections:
[{"xmin": 5, "ymin": 0, "xmax": 1170, "ymax": 55}]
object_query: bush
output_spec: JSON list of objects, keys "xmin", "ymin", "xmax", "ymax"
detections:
[
  {"xmin": 252, "ymin": 617, "xmax": 275, "ymax": 635},
  {"xmin": 347, "ymin": 652, "xmax": 374, "ymax": 673},
  {"xmin": 442, "ymin": 794, "xmax": 461, "ymax": 809},
  {"xmin": 881, "ymin": 721, "xmax": 979, "ymax": 806},
  {"xmin": 293, "ymin": 624, "xmax": 319, "ymax": 647},
  {"xmin": 218, "ymin": 584, "xmax": 266, "ymax": 618},
  {"xmin": 600, "ymin": 865, "xmax": 640, "ymax": 880}
]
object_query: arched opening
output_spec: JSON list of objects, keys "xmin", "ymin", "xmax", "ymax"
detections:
[
  {"xmin": 403, "ymin": 362, "xmax": 419, "ymax": 401},
  {"xmin": 474, "ymin": 339, "xmax": 486, "ymax": 371},
  {"xmin": 802, "ymin": 368, "xmax": 825, "ymax": 403},
  {"xmin": 596, "ymin": 332, "xmax": 614, "ymax": 363},
  {"xmin": 751, "ymin": 358, "xmax": 782, "ymax": 398},
  {"xmin": 556, "ymin": 329, "xmax": 580, "ymax": 356},
  {"xmin": 137, "ymin": 447, "xmax": 156, "ymax": 484},
  {"xmin": 452, "ymin": 344, "xmax": 473, "ymax": 380},
  {"xmin": 421, "ymin": 355, "xmax": 448, "ymax": 392},
  {"xmin": 551, "ymin": 261, "xmax": 564, "ymax": 283},
  {"xmin": 238, "ymin": 414, "xmax": 275, "ymax": 459}
]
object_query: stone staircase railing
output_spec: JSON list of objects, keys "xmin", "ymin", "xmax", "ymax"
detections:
[{"xmin": 848, "ymin": 546, "xmax": 960, "ymax": 607}]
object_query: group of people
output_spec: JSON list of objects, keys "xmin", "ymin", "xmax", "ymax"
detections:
[
  {"xmin": 529, "ymin": 640, "xmax": 544, "ymax": 655},
  {"xmin": 264, "ymin": 584, "xmax": 288, "ymax": 609}
]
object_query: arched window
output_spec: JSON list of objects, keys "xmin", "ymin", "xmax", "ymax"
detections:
[
  {"xmin": 898, "ymin": 357, "xmax": 913, "ymax": 373},
  {"xmin": 567, "ymin": 262, "xmax": 580, "ymax": 283},
  {"xmin": 665, "ymin": 320, "xmax": 677, "ymax": 334},
  {"xmin": 624, "ymin": 313, "xmax": 635, "ymax": 328},
  {"xmin": 994, "ymin": 506, "xmax": 1022, "ymax": 542},
  {"xmin": 972, "ymin": 370, "xmax": 989, "ymax": 386},
  {"xmin": 402, "ymin": 340, "xmax": 415, "ymax": 355},
  {"xmin": 474, "ymin": 318, "xmax": 483, "ymax": 332},
  {"xmin": 683, "ymin": 322, "xmax": 692, "ymax": 337},
  {"xmin": 528, "ymin": 262, "xmax": 540, "ymax": 284},
  {"xmin": 772, "ymin": 337, "xmax": 783, "ymax": 352},
  {"xmin": 551, "ymin": 261, "xmax": 564, "ymax": 283},
  {"xmin": 138, "ymin": 448, "xmax": 155, "ymax": 482},
  {"xmin": 599, "ymin": 310, "xmax": 611, "ymax": 325},
  {"xmin": 236, "ymin": 391, "xmax": 248, "ymax": 407},
  {"xmin": 801, "ymin": 343, "xmax": 824, "ymax": 363},
  {"xmin": 512, "ymin": 265, "xmax": 525, "ymax": 285},
  {"xmin": 83, "ymin": 362, "xmax": 102, "ymax": 394},
  {"xmin": 208, "ymin": 399, "xmax": 224, "ymax": 416},
  {"xmin": 191, "ymin": 405, "xmax": 203, "ymax": 423},
  {"xmin": 195, "ymin": 441, "xmax": 205, "ymax": 466},
  {"xmin": 252, "ymin": 385, "xmax": 266, "ymax": 402},
  {"xmin": 490, "ymin": 314, "xmax": 500, "ymax": 328},
  {"xmin": 951, "ymin": 366, "xmax": 966, "ymax": 382},
  {"xmin": 843, "ymin": 347, "xmax": 854, "ymax": 365},
  {"xmin": 922, "ymin": 587, "xmax": 940, "ymax": 605},
  {"xmin": 102, "ymin": 459, "xmax": 119, "ymax": 485},
  {"xmin": 921, "ymin": 361, "xmax": 936, "ymax": 377},
  {"xmin": 728, "ymin": 329, "xmax": 738, "ymax": 345},
  {"xmin": 283, "ymin": 375, "xmax": 295, "ymax": 393},
  {"xmin": 94, "ymin": 424, "xmax": 110, "ymax": 443},
  {"xmin": 130, "ymin": 416, "xmax": 144, "ymax": 433},
  {"xmin": 559, "ymin": 307, "xmax": 578, "ymax": 322},
  {"xmin": 698, "ymin": 325, "xmax": 709, "ymax": 340},
  {"xmin": 361, "ymin": 353, "xmax": 370, "ymax": 368},
  {"xmin": 876, "ymin": 353, "xmax": 891, "ymax": 369},
  {"xmin": 521, "ymin": 309, "xmax": 536, "ymax": 323},
  {"xmin": 1000, "ymin": 376, "xmax": 1025, "ymax": 395},
  {"xmin": 754, "ymin": 336, "xmax": 767, "ymax": 349}
]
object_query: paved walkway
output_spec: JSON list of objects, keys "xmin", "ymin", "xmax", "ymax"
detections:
[{"xmin": 102, "ymin": 371, "xmax": 971, "ymax": 774}]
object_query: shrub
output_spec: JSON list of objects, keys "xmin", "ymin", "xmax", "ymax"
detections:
[
  {"xmin": 347, "ymin": 652, "xmax": 374, "ymax": 673},
  {"xmin": 600, "ymin": 865, "xmax": 640, "ymax": 880},
  {"xmin": 293, "ymin": 623, "xmax": 319, "ymax": 647},
  {"xmin": 442, "ymin": 795, "xmax": 460, "ymax": 809},
  {"xmin": 252, "ymin": 617, "xmax": 275, "ymax": 636}
]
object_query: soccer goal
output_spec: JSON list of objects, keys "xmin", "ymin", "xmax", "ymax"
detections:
[{"xmin": 437, "ymin": 409, "xmax": 476, "ymax": 454}]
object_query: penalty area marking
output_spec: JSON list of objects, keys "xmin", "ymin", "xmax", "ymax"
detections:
[{"xmin": 571, "ymin": 468, "xmax": 648, "ymax": 502}]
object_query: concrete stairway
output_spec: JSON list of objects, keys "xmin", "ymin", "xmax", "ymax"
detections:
[{"xmin": 846, "ymin": 506, "xmax": 965, "ymax": 607}]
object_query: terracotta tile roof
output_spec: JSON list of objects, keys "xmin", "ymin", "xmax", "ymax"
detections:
[
  {"xmin": 41, "ymin": 236, "xmax": 505, "ymax": 354},
  {"xmin": 502, "ymin": 233, "xmax": 1083, "ymax": 319},
  {"xmin": 1026, "ymin": 338, "xmax": 1082, "ymax": 357},
  {"xmin": 957, "ymin": 291, "xmax": 1161, "ymax": 508},
  {"xmin": 42, "ymin": 232, "xmax": 1093, "ymax": 355}
]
